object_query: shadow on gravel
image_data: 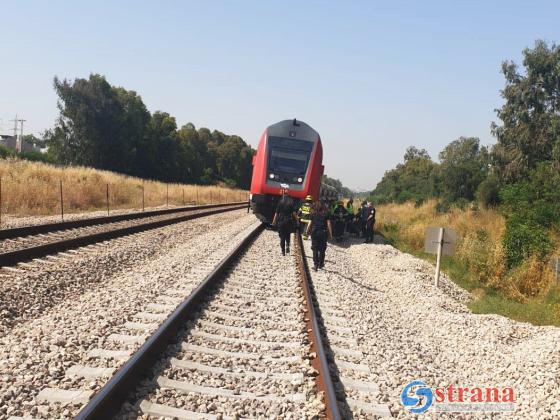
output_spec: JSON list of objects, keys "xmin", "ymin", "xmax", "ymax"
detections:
[
  {"xmin": 321, "ymin": 267, "xmax": 381, "ymax": 293},
  {"xmin": 302, "ymin": 240, "xmax": 382, "ymax": 293},
  {"xmin": 329, "ymin": 232, "xmax": 386, "ymax": 249}
]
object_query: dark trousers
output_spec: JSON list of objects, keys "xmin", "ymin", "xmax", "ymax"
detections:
[
  {"xmin": 333, "ymin": 220, "xmax": 345, "ymax": 239},
  {"xmin": 365, "ymin": 220, "xmax": 375, "ymax": 242},
  {"xmin": 278, "ymin": 224, "xmax": 291, "ymax": 254},
  {"xmin": 311, "ymin": 231, "xmax": 327, "ymax": 267}
]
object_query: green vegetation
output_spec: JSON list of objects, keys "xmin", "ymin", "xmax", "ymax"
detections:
[
  {"xmin": 372, "ymin": 40, "xmax": 560, "ymax": 324},
  {"xmin": 42, "ymin": 74, "xmax": 254, "ymax": 188},
  {"xmin": 321, "ymin": 175, "xmax": 354, "ymax": 197}
]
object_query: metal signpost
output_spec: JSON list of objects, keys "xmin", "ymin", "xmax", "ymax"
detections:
[{"xmin": 425, "ymin": 227, "xmax": 457, "ymax": 287}]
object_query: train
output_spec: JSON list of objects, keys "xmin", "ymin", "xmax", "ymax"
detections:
[{"xmin": 249, "ymin": 119, "xmax": 337, "ymax": 223}]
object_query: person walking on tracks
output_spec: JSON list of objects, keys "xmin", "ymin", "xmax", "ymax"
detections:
[
  {"xmin": 297, "ymin": 195, "xmax": 313, "ymax": 239},
  {"xmin": 272, "ymin": 190, "xmax": 297, "ymax": 256},
  {"xmin": 306, "ymin": 200, "xmax": 333, "ymax": 271},
  {"xmin": 332, "ymin": 200, "xmax": 348, "ymax": 242},
  {"xmin": 364, "ymin": 202, "xmax": 376, "ymax": 243},
  {"xmin": 359, "ymin": 200, "xmax": 368, "ymax": 237}
]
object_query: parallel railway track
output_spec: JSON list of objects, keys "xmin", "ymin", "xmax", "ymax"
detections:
[{"xmin": 0, "ymin": 202, "xmax": 246, "ymax": 268}]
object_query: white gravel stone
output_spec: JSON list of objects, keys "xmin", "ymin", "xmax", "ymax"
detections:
[
  {"xmin": 304, "ymin": 234, "xmax": 560, "ymax": 419},
  {"xmin": 126, "ymin": 230, "xmax": 323, "ymax": 419},
  {"xmin": 0, "ymin": 210, "xmax": 255, "ymax": 419}
]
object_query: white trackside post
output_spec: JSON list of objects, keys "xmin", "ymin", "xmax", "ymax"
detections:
[{"xmin": 434, "ymin": 227, "xmax": 444, "ymax": 287}]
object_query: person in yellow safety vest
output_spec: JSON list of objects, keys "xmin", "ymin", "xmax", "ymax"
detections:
[
  {"xmin": 298, "ymin": 195, "xmax": 313, "ymax": 239},
  {"xmin": 346, "ymin": 198, "xmax": 354, "ymax": 216}
]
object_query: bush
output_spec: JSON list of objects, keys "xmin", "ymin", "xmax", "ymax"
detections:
[
  {"xmin": 476, "ymin": 176, "xmax": 501, "ymax": 208},
  {"xmin": 435, "ymin": 199, "xmax": 451, "ymax": 214},
  {"xmin": 454, "ymin": 198, "xmax": 470, "ymax": 210},
  {"xmin": 0, "ymin": 145, "xmax": 15, "ymax": 158},
  {"xmin": 502, "ymin": 217, "xmax": 553, "ymax": 268},
  {"xmin": 20, "ymin": 150, "xmax": 54, "ymax": 163}
]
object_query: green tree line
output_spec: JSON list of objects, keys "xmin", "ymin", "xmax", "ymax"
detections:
[
  {"xmin": 321, "ymin": 175, "xmax": 354, "ymax": 198},
  {"xmin": 370, "ymin": 40, "xmax": 560, "ymax": 269},
  {"xmin": 42, "ymin": 74, "xmax": 254, "ymax": 188}
]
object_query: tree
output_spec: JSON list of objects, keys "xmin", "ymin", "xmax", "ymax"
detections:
[
  {"xmin": 46, "ymin": 74, "xmax": 146, "ymax": 173},
  {"xmin": 22, "ymin": 134, "xmax": 46, "ymax": 149},
  {"xmin": 491, "ymin": 40, "xmax": 560, "ymax": 182},
  {"xmin": 114, "ymin": 87, "xmax": 151, "ymax": 177},
  {"xmin": 321, "ymin": 175, "xmax": 353, "ymax": 197},
  {"xmin": 44, "ymin": 73, "xmax": 255, "ymax": 187},
  {"xmin": 404, "ymin": 146, "xmax": 430, "ymax": 162},
  {"xmin": 370, "ymin": 146, "xmax": 438, "ymax": 203},
  {"xmin": 438, "ymin": 137, "xmax": 489, "ymax": 202},
  {"xmin": 148, "ymin": 111, "xmax": 179, "ymax": 182}
]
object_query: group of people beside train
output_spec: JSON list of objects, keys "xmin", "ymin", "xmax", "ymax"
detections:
[{"xmin": 272, "ymin": 191, "xmax": 376, "ymax": 271}]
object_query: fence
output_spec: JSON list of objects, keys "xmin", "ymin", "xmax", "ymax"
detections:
[{"xmin": 0, "ymin": 176, "xmax": 248, "ymax": 226}]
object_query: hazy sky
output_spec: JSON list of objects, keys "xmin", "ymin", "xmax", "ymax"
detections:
[{"xmin": 1, "ymin": 1, "xmax": 559, "ymax": 190}]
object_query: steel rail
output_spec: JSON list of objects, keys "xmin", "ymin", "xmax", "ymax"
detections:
[
  {"xmin": 0, "ymin": 202, "xmax": 246, "ymax": 241},
  {"xmin": 0, "ymin": 204, "xmax": 246, "ymax": 267},
  {"xmin": 75, "ymin": 223, "xmax": 265, "ymax": 420},
  {"xmin": 295, "ymin": 231, "xmax": 342, "ymax": 420}
]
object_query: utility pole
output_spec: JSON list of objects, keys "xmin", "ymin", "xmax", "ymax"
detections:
[{"xmin": 17, "ymin": 118, "xmax": 26, "ymax": 153}]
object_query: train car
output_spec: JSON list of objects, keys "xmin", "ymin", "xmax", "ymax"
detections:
[{"xmin": 250, "ymin": 119, "xmax": 325, "ymax": 223}]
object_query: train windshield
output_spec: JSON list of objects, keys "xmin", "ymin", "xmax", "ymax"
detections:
[{"xmin": 267, "ymin": 136, "xmax": 314, "ymax": 176}]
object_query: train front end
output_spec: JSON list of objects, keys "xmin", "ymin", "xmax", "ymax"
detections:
[{"xmin": 250, "ymin": 119, "xmax": 323, "ymax": 223}]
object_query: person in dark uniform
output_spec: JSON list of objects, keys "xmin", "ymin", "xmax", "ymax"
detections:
[
  {"xmin": 359, "ymin": 201, "xmax": 368, "ymax": 237},
  {"xmin": 365, "ymin": 202, "xmax": 376, "ymax": 243},
  {"xmin": 272, "ymin": 190, "xmax": 296, "ymax": 255},
  {"xmin": 332, "ymin": 200, "xmax": 348, "ymax": 242},
  {"xmin": 306, "ymin": 200, "xmax": 333, "ymax": 271}
]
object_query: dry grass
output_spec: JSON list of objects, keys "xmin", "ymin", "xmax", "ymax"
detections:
[
  {"xmin": 377, "ymin": 200, "xmax": 556, "ymax": 301},
  {"xmin": 0, "ymin": 158, "xmax": 248, "ymax": 221}
]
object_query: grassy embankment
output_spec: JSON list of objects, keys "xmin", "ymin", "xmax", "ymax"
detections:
[
  {"xmin": 376, "ymin": 200, "xmax": 560, "ymax": 326},
  {"xmin": 0, "ymin": 159, "xmax": 248, "ymax": 220}
]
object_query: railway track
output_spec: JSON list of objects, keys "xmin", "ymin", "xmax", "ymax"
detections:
[
  {"xmin": 17, "ymin": 226, "xmax": 340, "ymax": 419},
  {"xmin": 0, "ymin": 202, "xmax": 245, "ymax": 268}
]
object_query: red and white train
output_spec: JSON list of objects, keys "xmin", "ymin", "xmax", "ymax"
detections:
[{"xmin": 249, "ymin": 119, "xmax": 337, "ymax": 223}]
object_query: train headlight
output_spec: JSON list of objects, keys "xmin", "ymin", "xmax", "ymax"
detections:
[
  {"xmin": 297, "ymin": 177, "xmax": 303, "ymax": 183},
  {"xmin": 269, "ymin": 173, "xmax": 275, "ymax": 179}
]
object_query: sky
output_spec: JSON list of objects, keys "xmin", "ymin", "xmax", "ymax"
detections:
[{"xmin": 1, "ymin": 0, "xmax": 559, "ymax": 190}]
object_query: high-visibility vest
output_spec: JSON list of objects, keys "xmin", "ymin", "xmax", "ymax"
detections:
[
  {"xmin": 346, "ymin": 204, "xmax": 354, "ymax": 215},
  {"xmin": 299, "ymin": 202, "xmax": 312, "ymax": 221}
]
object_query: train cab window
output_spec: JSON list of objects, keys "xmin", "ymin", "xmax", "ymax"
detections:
[{"xmin": 267, "ymin": 136, "xmax": 314, "ymax": 178}]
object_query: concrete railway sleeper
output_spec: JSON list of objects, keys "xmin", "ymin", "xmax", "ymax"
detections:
[
  {"xmin": 15, "ymin": 227, "xmax": 342, "ymax": 419},
  {"xmin": 0, "ymin": 203, "xmax": 245, "ymax": 267}
]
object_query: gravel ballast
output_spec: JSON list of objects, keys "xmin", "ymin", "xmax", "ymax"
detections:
[
  {"xmin": 306, "ymin": 234, "xmax": 559, "ymax": 419},
  {"xmin": 0, "ymin": 209, "xmax": 249, "ymax": 333},
  {"xmin": 0, "ymin": 211, "xmax": 256, "ymax": 419},
  {"xmin": 0, "ymin": 203, "xmax": 212, "ymax": 230},
  {"xmin": 126, "ymin": 229, "xmax": 322, "ymax": 419},
  {"xmin": 3, "ymin": 220, "xmax": 558, "ymax": 419}
]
